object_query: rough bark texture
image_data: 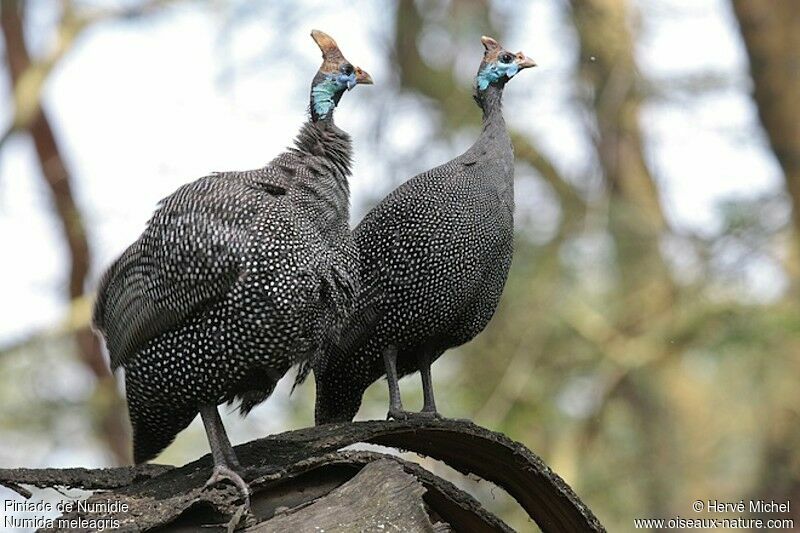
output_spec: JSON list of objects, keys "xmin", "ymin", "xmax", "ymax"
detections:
[
  {"xmin": 0, "ymin": 419, "xmax": 604, "ymax": 532},
  {"xmin": 249, "ymin": 460, "xmax": 438, "ymax": 532}
]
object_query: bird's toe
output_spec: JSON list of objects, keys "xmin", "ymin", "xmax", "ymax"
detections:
[
  {"xmin": 386, "ymin": 408, "xmax": 413, "ymax": 421},
  {"xmin": 204, "ymin": 464, "xmax": 251, "ymax": 508}
]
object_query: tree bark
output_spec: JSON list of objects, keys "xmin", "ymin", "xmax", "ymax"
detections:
[
  {"xmin": 249, "ymin": 460, "xmax": 439, "ymax": 532},
  {"xmin": 0, "ymin": 419, "xmax": 605, "ymax": 532}
]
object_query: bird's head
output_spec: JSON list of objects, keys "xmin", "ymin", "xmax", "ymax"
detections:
[
  {"xmin": 474, "ymin": 35, "xmax": 536, "ymax": 93},
  {"xmin": 309, "ymin": 29, "xmax": 373, "ymax": 121}
]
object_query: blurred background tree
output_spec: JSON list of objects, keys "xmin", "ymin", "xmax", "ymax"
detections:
[{"xmin": 0, "ymin": 0, "xmax": 798, "ymax": 531}]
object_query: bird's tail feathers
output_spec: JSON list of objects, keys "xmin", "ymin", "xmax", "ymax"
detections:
[{"xmin": 235, "ymin": 380, "xmax": 278, "ymax": 416}]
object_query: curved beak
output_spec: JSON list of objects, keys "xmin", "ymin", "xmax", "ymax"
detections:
[
  {"xmin": 355, "ymin": 67, "xmax": 374, "ymax": 85},
  {"xmin": 517, "ymin": 55, "xmax": 537, "ymax": 69}
]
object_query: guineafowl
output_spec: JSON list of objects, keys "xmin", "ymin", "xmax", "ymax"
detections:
[
  {"xmin": 93, "ymin": 30, "xmax": 371, "ymax": 502},
  {"xmin": 313, "ymin": 35, "xmax": 534, "ymax": 424}
]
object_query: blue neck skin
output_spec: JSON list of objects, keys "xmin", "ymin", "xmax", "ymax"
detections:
[
  {"xmin": 311, "ymin": 71, "xmax": 357, "ymax": 120},
  {"xmin": 475, "ymin": 61, "xmax": 519, "ymax": 91}
]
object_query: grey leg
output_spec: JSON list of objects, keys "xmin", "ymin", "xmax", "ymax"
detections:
[
  {"xmin": 418, "ymin": 351, "xmax": 440, "ymax": 417},
  {"xmin": 383, "ymin": 345, "xmax": 409, "ymax": 420},
  {"xmin": 202, "ymin": 405, "xmax": 240, "ymax": 467},
  {"xmin": 200, "ymin": 405, "xmax": 250, "ymax": 511}
]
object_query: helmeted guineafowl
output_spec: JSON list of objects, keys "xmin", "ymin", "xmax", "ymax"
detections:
[
  {"xmin": 313, "ymin": 35, "xmax": 534, "ymax": 424},
  {"xmin": 93, "ymin": 30, "xmax": 371, "ymax": 501}
]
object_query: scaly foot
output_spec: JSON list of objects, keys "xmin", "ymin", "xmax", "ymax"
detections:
[
  {"xmin": 203, "ymin": 464, "xmax": 251, "ymax": 509},
  {"xmin": 387, "ymin": 408, "xmax": 446, "ymax": 421},
  {"xmin": 386, "ymin": 407, "xmax": 413, "ymax": 420},
  {"xmin": 416, "ymin": 409, "xmax": 443, "ymax": 419}
]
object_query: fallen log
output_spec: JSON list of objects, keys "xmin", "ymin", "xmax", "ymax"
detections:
[{"xmin": 0, "ymin": 419, "xmax": 605, "ymax": 532}]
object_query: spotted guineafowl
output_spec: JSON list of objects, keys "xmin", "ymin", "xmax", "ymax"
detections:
[
  {"xmin": 93, "ymin": 30, "xmax": 371, "ymax": 501},
  {"xmin": 313, "ymin": 36, "xmax": 535, "ymax": 424}
]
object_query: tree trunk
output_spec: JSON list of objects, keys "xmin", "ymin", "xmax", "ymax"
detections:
[
  {"xmin": 731, "ymin": 0, "xmax": 800, "ymax": 259},
  {"xmin": 730, "ymin": 0, "xmax": 800, "ymax": 519}
]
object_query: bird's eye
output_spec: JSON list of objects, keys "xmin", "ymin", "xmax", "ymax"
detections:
[
  {"xmin": 500, "ymin": 53, "xmax": 514, "ymax": 64},
  {"xmin": 341, "ymin": 64, "xmax": 354, "ymax": 75}
]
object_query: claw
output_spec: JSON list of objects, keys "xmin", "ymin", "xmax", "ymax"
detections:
[
  {"xmin": 203, "ymin": 464, "xmax": 251, "ymax": 517},
  {"xmin": 387, "ymin": 408, "xmax": 412, "ymax": 421},
  {"xmin": 388, "ymin": 408, "xmax": 451, "ymax": 421},
  {"xmin": 387, "ymin": 408, "xmax": 446, "ymax": 421}
]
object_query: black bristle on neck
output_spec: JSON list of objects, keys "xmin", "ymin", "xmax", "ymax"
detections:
[{"xmin": 292, "ymin": 119, "xmax": 353, "ymax": 178}]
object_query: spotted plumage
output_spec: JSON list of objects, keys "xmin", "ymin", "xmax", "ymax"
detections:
[
  {"xmin": 93, "ymin": 31, "xmax": 372, "ymax": 477},
  {"xmin": 313, "ymin": 36, "xmax": 535, "ymax": 424}
]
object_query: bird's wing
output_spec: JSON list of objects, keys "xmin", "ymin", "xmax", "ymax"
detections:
[{"xmin": 93, "ymin": 173, "xmax": 281, "ymax": 369}]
